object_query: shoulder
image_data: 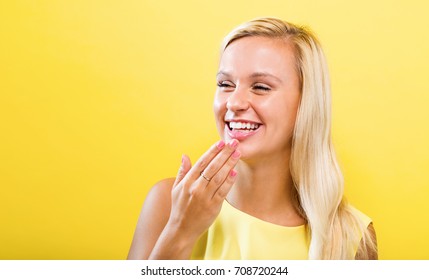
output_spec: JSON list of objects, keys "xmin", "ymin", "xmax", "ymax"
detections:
[
  {"xmin": 146, "ymin": 178, "xmax": 175, "ymax": 203},
  {"xmin": 355, "ymin": 222, "xmax": 378, "ymax": 260},
  {"xmin": 140, "ymin": 178, "xmax": 175, "ymax": 220},
  {"xmin": 127, "ymin": 177, "xmax": 175, "ymax": 259},
  {"xmin": 346, "ymin": 205, "xmax": 378, "ymax": 260},
  {"xmin": 348, "ymin": 205, "xmax": 372, "ymax": 228}
]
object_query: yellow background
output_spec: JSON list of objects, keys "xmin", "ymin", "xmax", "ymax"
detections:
[{"xmin": 1, "ymin": 0, "xmax": 428, "ymax": 259}]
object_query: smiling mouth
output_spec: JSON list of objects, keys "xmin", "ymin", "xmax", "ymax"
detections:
[{"xmin": 226, "ymin": 121, "xmax": 261, "ymax": 132}]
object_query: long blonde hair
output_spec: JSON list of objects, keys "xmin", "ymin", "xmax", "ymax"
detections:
[{"xmin": 221, "ymin": 17, "xmax": 376, "ymax": 259}]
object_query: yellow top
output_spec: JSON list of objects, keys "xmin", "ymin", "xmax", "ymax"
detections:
[{"xmin": 191, "ymin": 200, "xmax": 371, "ymax": 260}]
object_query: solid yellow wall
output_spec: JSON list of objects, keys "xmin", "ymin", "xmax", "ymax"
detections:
[{"xmin": 1, "ymin": 0, "xmax": 428, "ymax": 259}]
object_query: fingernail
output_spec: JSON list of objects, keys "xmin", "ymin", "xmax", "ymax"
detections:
[
  {"xmin": 217, "ymin": 140, "xmax": 225, "ymax": 149},
  {"xmin": 232, "ymin": 150, "xmax": 241, "ymax": 159},
  {"xmin": 181, "ymin": 154, "xmax": 185, "ymax": 164},
  {"xmin": 230, "ymin": 169, "xmax": 237, "ymax": 177},
  {"xmin": 230, "ymin": 139, "xmax": 239, "ymax": 148}
]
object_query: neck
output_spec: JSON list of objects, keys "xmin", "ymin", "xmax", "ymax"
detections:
[{"xmin": 226, "ymin": 151, "xmax": 303, "ymax": 226}]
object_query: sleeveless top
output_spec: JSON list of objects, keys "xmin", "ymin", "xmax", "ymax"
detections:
[{"xmin": 190, "ymin": 200, "xmax": 372, "ymax": 260}]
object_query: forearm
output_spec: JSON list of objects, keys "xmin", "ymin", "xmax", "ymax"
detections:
[{"xmin": 148, "ymin": 223, "xmax": 199, "ymax": 260}]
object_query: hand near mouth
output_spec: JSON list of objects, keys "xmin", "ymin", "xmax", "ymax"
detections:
[{"xmin": 148, "ymin": 139, "xmax": 241, "ymax": 259}]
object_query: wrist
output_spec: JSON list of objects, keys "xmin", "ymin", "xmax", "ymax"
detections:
[{"xmin": 149, "ymin": 222, "xmax": 199, "ymax": 260}]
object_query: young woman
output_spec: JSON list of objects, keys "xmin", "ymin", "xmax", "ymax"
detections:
[{"xmin": 128, "ymin": 17, "xmax": 378, "ymax": 260}]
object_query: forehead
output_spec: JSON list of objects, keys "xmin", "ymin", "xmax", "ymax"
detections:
[{"xmin": 219, "ymin": 36, "xmax": 297, "ymax": 77}]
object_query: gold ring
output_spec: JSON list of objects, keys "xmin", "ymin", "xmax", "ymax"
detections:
[{"xmin": 200, "ymin": 171, "xmax": 211, "ymax": 182}]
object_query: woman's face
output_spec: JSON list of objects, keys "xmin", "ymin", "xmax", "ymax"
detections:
[{"xmin": 213, "ymin": 36, "xmax": 301, "ymax": 161}]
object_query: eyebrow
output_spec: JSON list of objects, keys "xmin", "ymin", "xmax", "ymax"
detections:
[{"xmin": 216, "ymin": 71, "xmax": 283, "ymax": 83}]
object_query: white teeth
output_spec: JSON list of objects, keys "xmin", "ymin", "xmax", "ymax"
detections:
[{"xmin": 229, "ymin": 121, "xmax": 260, "ymax": 130}]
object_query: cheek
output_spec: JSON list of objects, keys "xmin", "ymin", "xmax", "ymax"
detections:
[
  {"xmin": 213, "ymin": 92, "xmax": 226, "ymax": 118},
  {"xmin": 262, "ymin": 94, "xmax": 299, "ymax": 129},
  {"xmin": 213, "ymin": 93, "xmax": 227, "ymax": 130},
  {"xmin": 280, "ymin": 95, "xmax": 300, "ymax": 135}
]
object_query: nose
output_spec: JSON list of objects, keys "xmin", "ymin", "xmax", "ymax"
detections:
[{"xmin": 226, "ymin": 86, "xmax": 250, "ymax": 112}]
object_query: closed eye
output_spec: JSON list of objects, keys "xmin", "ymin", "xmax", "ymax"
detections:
[
  {"xmin": 253, "ymin": 84, "xmax": 271, "ymax": 91},
  {"xmin": 217, "ymin": 81, "xmax": 235, "ymax": 89}
]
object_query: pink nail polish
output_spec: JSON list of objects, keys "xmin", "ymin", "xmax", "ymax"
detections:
[
  {"xmin": 217, "ymin": 140, "xmax": 225, "ymax": 149},
  {"xmin": 230, "ymin": 139, "xmax": 239, "ymax": 148},
  {"xmin": 232, "ymin": 150, "xmax": 241, "ymax": 159},
  {"xmin": 230, "ymin": 169, "xmax": 237, "ymax": 177}
]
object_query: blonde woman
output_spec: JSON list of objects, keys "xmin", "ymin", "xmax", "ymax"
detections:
[{"xmin": 128, "ymin": 17, "xmax": 378, "ymax": 260}]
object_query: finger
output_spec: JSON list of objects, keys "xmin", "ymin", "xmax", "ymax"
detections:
[
  {"xmin": 185, "ymin": 140, "xmax": 227, "ymax": 181},
  {"xmin": 212, "ymin": 169, "xmax": 238, "ymax": 202},
  {"xmin": 195, "ymin": 139, "xmax": 239, "ymax": 183},
  {"xmin": 173, "ymin": 154, "xmax": 192, "ymax": 188},
  {"xmin": 205, "ymin": 149, "xmax": 241, "ymax": 196}
]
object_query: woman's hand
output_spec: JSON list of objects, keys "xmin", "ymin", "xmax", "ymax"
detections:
[
  {"xmin": 170, "ymin": 139, "xmax": 240, "ymax": 239},
  {"xmin": 149, "ymin": 139, "xmax": 241, "ymax": 259}
]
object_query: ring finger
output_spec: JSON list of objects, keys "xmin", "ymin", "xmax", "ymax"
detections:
[{"xmin": 198, "ymin": 139, "xmax": 239, "ymax": 185}]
